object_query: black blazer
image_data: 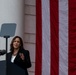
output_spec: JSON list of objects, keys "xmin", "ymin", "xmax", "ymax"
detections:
[{"xmin": 7, "ymin": 49, "xmax": 31, "ymax": 75}]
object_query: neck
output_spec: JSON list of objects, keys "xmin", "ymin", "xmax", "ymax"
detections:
[
  {"xmin": 13, "ymin": 48, "xmax": 19, "ymax": 55},
  {"xmin": 14, "ymin": 48, "xmax": 19, "ymax": 51}
]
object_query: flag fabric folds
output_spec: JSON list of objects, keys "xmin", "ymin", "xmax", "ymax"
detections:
[{"xmin": 35, "ymin": 0, "xmax": 76, "ymax": 75}]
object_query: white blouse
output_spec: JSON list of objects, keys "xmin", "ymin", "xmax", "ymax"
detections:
[{"xmin": 11, "ymin": 55, "xmax": 16, "ymax": 63}]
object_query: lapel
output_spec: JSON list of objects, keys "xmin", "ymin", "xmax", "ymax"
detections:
[{"xmin": 14, "ymin": 49, "xmax": 22, "ymax": 63}]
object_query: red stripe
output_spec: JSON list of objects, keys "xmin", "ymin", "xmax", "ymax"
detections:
[
  {"xmin": 35, "ymin": 0, "xmax": 42, "ymax": 75},
  {"xmin": 50, "ymin": 0, "xmax": 59, "ymax": 75},
  {"xmin": 68, "ymin": 0, "xmax": 76, "ymax": 75}
]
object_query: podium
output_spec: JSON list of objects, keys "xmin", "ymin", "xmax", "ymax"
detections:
[
  {"xmin": 0, "ymin": 61, "xmax": 6, "ymax": 75},
  {"xmin": 0, "ymin": 61, "xmax": 25, "ymax": 75}
]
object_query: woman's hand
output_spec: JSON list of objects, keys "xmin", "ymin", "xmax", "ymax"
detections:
[{"xmin": 19, "ymin": 53, "xmax": 25, "ymax": 60}]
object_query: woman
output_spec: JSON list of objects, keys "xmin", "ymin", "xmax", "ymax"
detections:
[{"xmin": 7, "ymin": 36, "xmax": 31, "ymax": 75}]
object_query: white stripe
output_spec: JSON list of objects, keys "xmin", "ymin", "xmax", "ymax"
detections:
[
  {"xmin": 42, "ymin": 0, "xmax": 50, "ymax": 75},
  {"xmin": 59, "ymin": 0, "xmax": 68, "ymax": 75}
]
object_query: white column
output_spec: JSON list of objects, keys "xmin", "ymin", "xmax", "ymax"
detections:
[{"xmin": 0, "ymin": 0, "xmax": 24, "ymax": 60}]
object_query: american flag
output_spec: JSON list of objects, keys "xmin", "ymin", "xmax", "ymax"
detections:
[{"xmin": 35, "ymin": 0, "xmax": 76, "ymax": 75}]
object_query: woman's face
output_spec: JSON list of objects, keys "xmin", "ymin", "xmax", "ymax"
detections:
[{"xmin": 13, "ymin": 38, "xmax": 21, "ymax": 49}]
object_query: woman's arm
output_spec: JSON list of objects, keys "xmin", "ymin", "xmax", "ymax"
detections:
[
  {"xmin": 14, "ymin": 50, "xmax": 32, "ymax": 70},
  {"xmin": 22, "ymin": 50, "xmax": 32, "ymax": 68}
]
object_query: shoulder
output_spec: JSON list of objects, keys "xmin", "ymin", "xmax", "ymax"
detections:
[
  {"xmin": 24, "ymin": 49, "xmax": 29, "ymax": 53},
  {"xmin": 23, "ymin": 49, "xmax": 29, "ymax": 54},
  {"xmin": 20, "ymin": 49, "xmax": 30, "ymax": 56}
]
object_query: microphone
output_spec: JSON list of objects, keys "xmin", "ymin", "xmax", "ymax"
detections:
[{"xmin": 0, "ymin": 50, "xmax": 6, "ymax": 55}]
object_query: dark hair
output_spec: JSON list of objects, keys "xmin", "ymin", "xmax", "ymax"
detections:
[{"xmin": 10, "ymin": 36, "xmax": 24, "ymax": 53}]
